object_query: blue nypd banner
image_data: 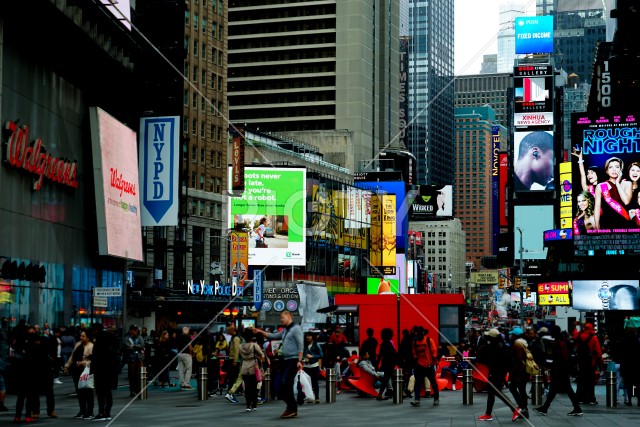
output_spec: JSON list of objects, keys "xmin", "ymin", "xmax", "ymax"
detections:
[
  {"xmin": 139, "ymin": 116, "xmax": 179, "ymax": 226},
  {"xmin": 515, "ymin": 15, "xmax": 554, "ymax": 55},
  {"xmin": 253, "ymin": 269, "xmax": 263, "ymax": 310}
]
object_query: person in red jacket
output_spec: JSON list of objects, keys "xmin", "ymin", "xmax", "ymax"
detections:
[
  {"xmin": 575, "ymin": 323, "xmax": 603, "ymax": 405},
  {"xmin": 410, "ymin": 326, "xmax": 439, "ymax": 407},
  {"xmin": 328, "ymin": 326, "xmax": 349, "ymax": 362}
]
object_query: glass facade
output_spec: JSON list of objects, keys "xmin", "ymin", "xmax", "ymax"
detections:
[{"xmin": 406, "ymin": 0, "xmax": 455, "ymax": 185}]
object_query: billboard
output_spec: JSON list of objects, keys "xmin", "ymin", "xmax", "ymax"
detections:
[
  {"xmin": 514, "ymin": 65, "xmax": 554, "ymax": 125},
  {"xmin": 408, "ymin": 185, "xmax": 453, "ymax": 220},
  {"xmin": 356, "ymin": 180, "xmax": 408, "ymax": 251},
  {"xmin": 492, "ymin": 127, "xmax": 500, "ymax": 252},
  {"xmin": 471, "ymin": 271, "xmax": 499, "ymax": 285},
  {"xmin": 366, "ymin": 277, "xmax": 400, "ymax": 294},
  {"xmin": 515, "ymin": 15, "xmax": 554, "ymax": 54},
  {"xmin": 537, "ymin": 281, "xmax": 572, "ymax": 306},
  {"xmin": 499, "ymin": 153, "xmax": 509, "ymax": 227},
  {"xmin": 230, "ymin": 231, "xmax": 249, "ymax": 288},
  {"xmin": 559, "ymin": 162, "xmax": 573, "ymax": 229},
  {"xmin": 571, "ymin": 112, "xmax": 640, "ymax": 256},
  {"xmin": 369, "ymin": 195, "xmax": 396, "ymax": 275},
  {"xmin": 513, "ymin": 130, "xmax": 555, "ymax": 192},
  {"xmin": 514, "ymin": 205, "xmax": 553, "ymax": 261},
  {"xmin": 572, "ymin": 280, "xmax": 639, "ymax": 310},
  {"xmin": 89, "ymin": 107, "xmax": 143, "ymax": 261},
  {"xmin": 139, "ymin": 116, "xmax": 179, "ymax": 226},
  {"xmin": 228, "ymin": 167, "xmax": 306, "ymax": 266}
]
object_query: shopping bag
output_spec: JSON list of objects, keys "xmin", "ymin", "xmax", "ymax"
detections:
[
  {"xmin": 78, "ymin": 366, "xmax": 95, "ymax": 390},
  {"xmin": 293, "ymin": 370, "xmax": 315, "ymax": 404},
  {"xmin": 255, "ymin": 366, "xmax": 263, "ymax": 382}
]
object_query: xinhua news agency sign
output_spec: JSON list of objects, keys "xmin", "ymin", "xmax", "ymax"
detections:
[{"xmin": 187, "ymin": 280, "xmax": 245, "ymax": 297}]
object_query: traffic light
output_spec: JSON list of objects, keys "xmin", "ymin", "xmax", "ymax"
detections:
[
  {"xmin": 498, "ymin": 276, "xmax": 505, "ymax": 289},
  {"xmin": 515, "ymin": 278, "xmax": 521, "ymax": 289},
  {"xmin": 526, "ymin": 287, "xmax": 531, "ymax": 298}
]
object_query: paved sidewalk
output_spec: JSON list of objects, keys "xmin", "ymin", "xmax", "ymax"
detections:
[{"xmin": 3, "ymin": 371, "xmax": 640, "ymax": 426}]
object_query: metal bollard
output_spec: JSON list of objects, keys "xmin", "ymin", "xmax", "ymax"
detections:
[
  {"xmin": 531, "ymin": 374, "xmax": 543, "ymax": 405},
  {"xmin": 139, "ymin": 366, "xmax": 148, "ymax": 400},
  {"xmin": 462, "ymin": 368, "xmax": 473, "ymax": 405},
  {"xmin": 606, "ymin": 370, "xmax": 617, "ymax": 407},
  {"xmin": 326, "ymin": 368, "xmax": 336, "ymax": 403},
  {"xmin": 263, "ymin": 368, "xmax": 271, "ymax": 402},
  {"xmin": 197, "ymin": 367, "xmax": 208, "ymax": 401},
  {"xmin": 393, "ymin": 368, "xmax": 403, "ymax": 404}
]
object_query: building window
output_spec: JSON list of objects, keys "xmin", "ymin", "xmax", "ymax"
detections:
[
  {"xmin": 193, "ymin": 66, "xmax": 197, "ymax": 82},
  {"xmin": 212, "ymin": 23, "xmax": 217, "ymax": 40},
  {"xmin": 200, "ymin": 122, "xmax": 205, "ymax": 138},
  {"xmin": 202, "ymin": 43, "xmax": 206, "ymax": 59},
  {"xmin": 184, "ymin": 90, "xmax": 189, "ymax": 106},
  {"xmin": 193, "ymin": 40, "xmax": 198, "ymax": 57},
  {"xmin": 183, "ymin": 121, "xmax": 189, "ymax": 134},
  {"xmin": 191, "ymin": 172, "xmax": 196, "ymax": 188},
  {"xmin": 218, "ymin": 76, "xmax": 223, "ymax": 92},
  {"xmin": 192, "ymin": 119, "xmax": 197, "ymax": 136},
  {"xmin": 439, "ymin": 305, "xmax": 462, "ymax": 344},
  {"xmin": 185, "ymin": 11, "xmax": 190, "ymax": 25},
  {"xmin": 211, "ymin": 72, "xmax": 216, "ymax": 89},
  {"xmin": 200, "ymin": 175, "xmax": 205, "ymax": 190},
  {"xmin": 194, "ymin": 13, "xmax": 198, "ymax": 30},
  {"xmin": 184, "ymin": 61, "xmax": 189, "ymax": 78},
  {"xmin": 218, "ymin": 0, "xmax": 223, "ymax": 16},
  {"xmin": 218, "ymin": 25, "xmax": 223, "ymax": 42},
  {"xmin": 215, "ymin": 177, "xmax": 221, "ymax": 193},
  {"xmin": 214, "ymin": 203, "xmax": 221, "ymax": 219},
  {"xmin": 191, "ymin": 145, "xmax": 197, "ymax": 162},
  {"xmin": 202, "ymin": 17, "xmax": 207, "ymax": 33},
  {"xmin": 192, "ymin": 93, "xmax": 197, "ymax": 109},
  {"xmin": 201, "ymin": 96, "xmax": 205, "ymax": 111}
]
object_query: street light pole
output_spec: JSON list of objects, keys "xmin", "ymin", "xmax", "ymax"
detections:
[{"xmin": 516, "ymin": 227, "xmax": 524, "ymax": 327}]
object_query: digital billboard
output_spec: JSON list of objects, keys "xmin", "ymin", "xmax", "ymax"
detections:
[
  {"xmin": 571, "ymin": 112, "xmax": 640, "ymax": 256},
  {"xmin": 514, "ymin": 205, "xmax": 553, "ymax": 261},
  {"xmin": 499, "ymin": 153, "xmax": 508, "ymax": 227},
  {"xmin": 89, "ymin": 107, "xmax": 143, "ymax": 261},
  {"xmin": 572, "ymin": 280, "xmax": 639, "ymax": 311},
  {"xmin": 513, "ymin": 130, "xmax": 555, "ymax": 192},
  {"xmin": 515, "ymin": 16, "xmax": 554, "ymax": 54},
  {"xmin": 559, "ymin": 162, "xmax": 573, "ymax": 229},
  {"xmin": 366, "ymin": 277, "xmax": 400, "ymax": 295},
  {"xmin": 514, "ymin": 65, "xmax": 554, "ymax": 124},
  {"xmin": 537, "ymin": 281, "xmax": 572, "ymax": 306},
  {"xmin": 408, "ymin": 185, "xmax": 453, "ymax": 221},
  {"xmin": 369, "ymin": 195, "xmax": 396, "ymax": 275},
  {"xmin": 228, "ymin": 167, "xmax": 306, "ymax": 266}
]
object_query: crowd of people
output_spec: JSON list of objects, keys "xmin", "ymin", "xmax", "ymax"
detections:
[{"xmin": 1, "ymin": 317, "xmax": 639, "ymax": 422}]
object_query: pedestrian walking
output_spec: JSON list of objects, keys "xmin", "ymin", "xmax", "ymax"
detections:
[
  {"xmin": 64, "ymin": 330, "xmax": 94, "ymax": 419},
  {"xmin": 123, "ymin": 325, "xmax": 145, "ymax": 396},
  {"xmin": 376, "ymin": 327, "xmax": 397, "ymax": 401},
  {"xmin": 176, "ymin": 326, "xmax": 194, "ymax": 390},
  {"xmin": 410, "ymin": 326, "xmax": 439, "ymax": 407},
  {"xmin": 575, "ymin": 323, "xmax": 603, "ymax": 405},
  {"xmin": 91, "ymin": 326, "xmax": 120, "ymax": 421},
  {"xmin": 508, "ymin": 327, "xmax": 529, "ymax": 421},
  {"xmin": 254, "ymin": 311, "xmax": 304, "ymax": 418},
  {"xmin": 239, "ymin": 329, "xmax": 264, "ymax": 412}
]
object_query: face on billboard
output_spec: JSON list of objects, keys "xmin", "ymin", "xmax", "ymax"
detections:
[
  {"xmin": 228, "ymin": 167, "xmax": 306, "ymax": 266},
  {"xmin": 572, "ymin": 280, "xmax": 640, "ymax": 311},
  {"xmin": 571, "ymin": 112, "xmax": 640, "ymax": 256},
  {"xmin": 513, "ymin": 130, "xmax": 554, "ymax": 192}
]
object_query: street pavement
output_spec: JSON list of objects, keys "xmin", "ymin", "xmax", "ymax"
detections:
[{"xmin": 3, "ymin": 370, "xmax": 640, "ymax": 426}]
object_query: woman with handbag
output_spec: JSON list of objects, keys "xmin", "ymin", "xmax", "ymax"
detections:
[
  {"xmin": 64, "ymin": 330, "xmax": 94, "ymax": 419},
  {"xmin": 239, "ymin": 329, "xmax": 264, "ymax": 412}
]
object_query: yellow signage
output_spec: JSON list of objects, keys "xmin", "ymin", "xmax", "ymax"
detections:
[
  {"xmin": 537, "ymin": 293, "xmax": 571, "ymax": 306},
  {"xmin": 559, "ymin": 162, "xmax": 572, "ymax": 229},
  {"xmin": 230, "ymin": 231, "xmax": 249, "ymax": 287},
  {"xmin": 381, "ymin": 195, "xmax": 396, "ymax": 272},
  {"xmin": 471, "ymin": 271, "xmax": 499, "ymax": 285},
  {"xmin": 369, "ymin": 195, "xmax": 382, "ymax": 269}
]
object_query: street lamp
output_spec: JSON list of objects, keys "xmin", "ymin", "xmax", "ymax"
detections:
[{"xmin": 516, "ymin": 227, "xmax": 524, "ymax": 327}]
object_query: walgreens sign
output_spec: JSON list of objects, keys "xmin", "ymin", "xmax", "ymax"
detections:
[{"xmin": 3, "ymin": 120, "xmax": 79, "ymax": 191}]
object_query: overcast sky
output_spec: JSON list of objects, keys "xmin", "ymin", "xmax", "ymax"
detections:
[{"xmin": 455, "ymin": 0, "xmax": 537, "ymax": 75}]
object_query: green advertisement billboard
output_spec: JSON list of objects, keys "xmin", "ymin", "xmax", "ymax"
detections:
[{"xmin": 228, "ymin": 167, "xmax": 306, "ymax": 266}]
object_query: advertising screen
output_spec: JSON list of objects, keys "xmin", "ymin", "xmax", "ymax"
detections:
[
  {"xmin": 366, "ymin": 277, "xmax": 400, "ymax": 295},
  {"xmin": 572, "ymin": 280, "xmax": 639, "ymax": 310},
  {"xmin": 559, "ymin": 162, "xmax": 573, "ymax": 229},
  {"xmin": 499, "ymin": 153, "xmax": 508, "ymax": 227},
  {"xmin": 408, "ymin": 185, "xmax": 453, "ymax": 220},
  {"xmin": 571, "ymin": 112, "xmax": 640, "ymax": 256},
  {"xmin": 513, "ymin": 130, "xmax": 555, "ymax": 192},
  {"xmin": 89, "ymin": 107, "xmax": 143, "ymax": 261},
  {"xmin": 514, "ymin": 206, "xmax": 553, "ymax": 261},
  {"xmin": 515, "ymin": 16, "xmax": 554, "ymax": 54},
  {"xmin": 228, "ymin": 167, "xmax": 306, "ymax": 266},
  {"xmin": 537, "ymin": 281, "xmax": 572, "ymax": 306},
  {"xmin": 513, "ymin": 65, "xmax": 554, "ymax": 125}
]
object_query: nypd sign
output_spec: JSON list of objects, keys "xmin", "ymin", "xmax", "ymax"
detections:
[{"xmin": 139, "ymin": 116, "xmax": 179, "ymax": 226}]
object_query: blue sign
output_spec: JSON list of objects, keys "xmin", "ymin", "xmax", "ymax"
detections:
[
  {"xmin": 139, "ymin": 116, "xmax": 180, "ymax": 225},
  {"xmin": 515, "ymin": 16, "xmax": 553, "ymax": 54},
  {"xmin": 253, "ymin": 270, "xmax": 263, "ymax": 310}
]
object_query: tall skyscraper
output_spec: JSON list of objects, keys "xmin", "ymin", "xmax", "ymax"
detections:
[
  {"xmin": 480, "ymin": 54, "xmax": 498, "ymax": 74},
  {"xmin": 537, "ymin": 0, "xmax": 607, "ymax": 84},
  {"xmin": 406, "ymin": 0, "xmax": 455, "ymax": 185},
  {"xmin": 454, "ymin": 73, "xmax": 513, "ymax": 129},
  {"xmin": 227, "ymin": 1, "xmax": 400, "ymax": 173},
  {"xmin": 454, "ymin": 106, "xmax": 506, "ymax": 268},
  {"xmin": 497, "ymin": 0, "xmax": 529, "ymax": 73}
]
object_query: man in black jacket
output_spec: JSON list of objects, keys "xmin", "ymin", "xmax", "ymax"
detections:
[{"xmin": 92, "ymin": 326, "xmax": 121, "ymax": 421}]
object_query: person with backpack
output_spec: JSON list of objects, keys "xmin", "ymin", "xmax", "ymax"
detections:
[
  {"xmin": 477, "ymin": 328, "xmax": 518, "ymax": 421},
  {"xmin": 533, "ymin": 325, "xmax": 583, "ymax": 416},
  {"xmin": 508, "ymin": 327, "xmax": 530, "ymax": 421},
  {"xmin": 575, "ymin": 323, "xmax": 603, "ymax": 405},
  {"xmin": 409, "ymin": 326, "xmax": 439, "ymax": 407}
]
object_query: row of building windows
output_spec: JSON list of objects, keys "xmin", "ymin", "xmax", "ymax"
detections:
[
  {"xmin": 190, "ymin": 146, "xmax": 224, "ymax": 168},
  {"xmin": 189, "ymin": 173, "xmax": 223, "ymax": 194},
  {"xmin": 184, "ymin": 43, "xmax": 224, "ymax": 68}
]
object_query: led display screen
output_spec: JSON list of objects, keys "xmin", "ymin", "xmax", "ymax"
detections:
[
  {"xmin": 571, "ymin": 112, "xmax": 640, "ymax": 256},
  {"xmin": 572, "ymin": 280, "xmax": 639, "ymax": 310}
]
